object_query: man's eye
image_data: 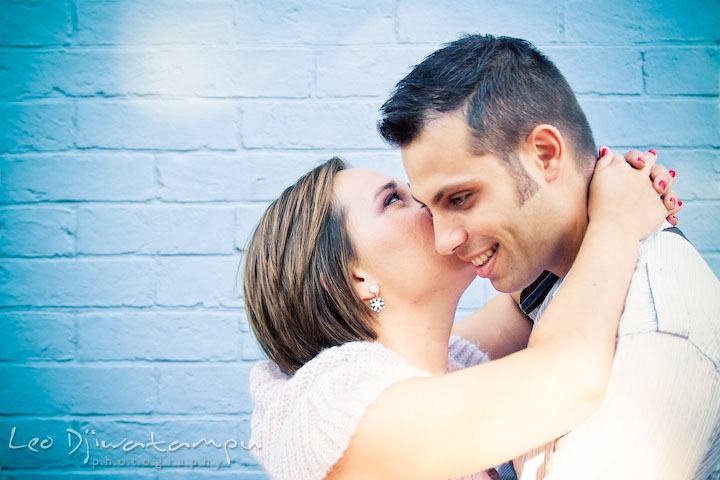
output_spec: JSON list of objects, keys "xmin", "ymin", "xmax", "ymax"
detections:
[
  {"xmin": 449, "ymin": 194, "xmax": 469, "ymax": 207},
  {"xmin": 384, "ymin": 191, "xmax": 401, "ymax": 207}
]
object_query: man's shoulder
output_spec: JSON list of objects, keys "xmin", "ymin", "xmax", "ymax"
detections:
[
  {"xmin": 636, "ymin": 225, "xmax": 707, "ymax": 272},
  {"xmin": 622, "ymin": 225, "xmax": 720, "ymax": 338}
]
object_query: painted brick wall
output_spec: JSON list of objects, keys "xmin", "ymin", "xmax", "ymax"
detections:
[{"xmin": 1, "ymin": 1, "xmax": 718, "ymax": 478}]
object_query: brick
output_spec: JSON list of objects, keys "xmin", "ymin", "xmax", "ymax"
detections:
[
  {"xmin": 157, "ymin": 152, "xmax": 320, "ymax": 202},
  {"xmin": 675, "ymin": 202, "xmax": 720, "ymax": 252},
  {"xmin": 397, "ymin": 0, "xmax": 563, "ymax": 44},
  {"xmin": 705, "ymin": 254, "xmax": 720, "ymax": 279},
  {"xmin": 317, "ymin": 47, "xmax": 432, "ymax": 97},
  {"xmin": 0, "ymin": 51, "xmax": 63, "ymax": 99},
  {"xmin": 0, "ymin": 365, "xmax": 155, "ymax": 414},
  {"xmin": 0, "ymin": 0, "xmax": 71, "ymax": 46},
  {"xmin": 134, "ymin": 49, "xmax": 313, "ymax": 98},
  {"xmin": 77, "ymin": 311, "xmax": 241, "ymax": 361},
  {"xmin": 543, "ymin": 47, "xmax": 643, "ymax": 94},
  {"xmin": 566, "ymin": 0, "xmax": 720, "ymax": 43},
  {"xmin": 0, "ymin": 312, "xmax": 75, "ymax": 361},
  {"xmin": 76, "ymin": 101, "xmax": 238, "ymax": 150},
  {"xmin": 235, "ymin": 204, "xmax": 272, "ymax": 252},
  {"xmin": 234, "ymin": 0, "xmax": 394, "ymax": 45},
  {"xmin": 0, "ymin": 206, "xmax": 75, "ymax": 256},
  {"xmin": 334, "ymin": 150, "xmax": 406, "ymax": 179},
  {"xmin": 0, "ymin": 153, "xmax": 156, "ymax": 203},
  {"xmin": 76, "ymin": 206, "xmax": 236, "ymax": 255},
  {"xmin": 240, "ymin": 330, "xmax": 266, "ymax": 361},
  {"xmin": 77, "ymin": 0, "xmax": 235, "ymax": 45},
  {"xmin": 240, "ymin": 101, "xmax": 386, "ymax": 149},
  {"xmin": 648, "ymin": 150, "xmax": 720, "ymax": 201},
  {"xmin": 0, "ymin": 49, "xmax": 313, "ymax": 99},
  {"xmin": 644, "ymin": 47, "xmax": 720, "ymax": 95},
  {"xmin": 155, "ymin": 256, "xmax": 243, "ymax": 307},
  {"xmin": 0, "ymin": 258, "xmax": 155, "ymax": 307},
  {"xmin": 156, "ymin": 364, "xmax": 253, "ymax": 413},
  {"xmin": 580, "ymin": 99, "xmax": 719, "ymax": 147},
  {"xmin": 0, "ymin": 102, "xmax": 74, "ymax": 153}
]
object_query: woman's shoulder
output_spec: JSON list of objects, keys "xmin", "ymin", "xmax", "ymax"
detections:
[
  {"xmin": 249, "ymin": 341, "xmax": 431, "ymax": 480},
  {"xmin": 250, "ymin": 340, "xmax": 419, "ymax": 393}
]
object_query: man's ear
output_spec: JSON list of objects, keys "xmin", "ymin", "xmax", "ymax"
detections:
[{"xmin": 525, "ymin": 124, "xmax": 565, "ymax": 183}]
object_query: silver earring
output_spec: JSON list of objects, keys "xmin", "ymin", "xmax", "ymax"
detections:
[{"xmin": 369, "ymin": 284, "xmax": 385, "ymax": 313}]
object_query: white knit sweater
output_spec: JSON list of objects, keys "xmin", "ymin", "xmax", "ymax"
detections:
[{"xmin": 249, "ymin": 336, "xmax": 497, "ymax": 480}]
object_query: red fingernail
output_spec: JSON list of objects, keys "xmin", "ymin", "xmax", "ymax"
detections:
[
  {"xmin": 669, "ymin": 170, "xmax": 676, "ymax": 177},
  {"xmin": 637, "ymin": 156, "xmax": 645, "ymax": 165},
  {"xmin": 670, "ymin": 197, "xmax": 676, "ymax": 204},
  {"xmin": 648, "ymin": 149, "xmax": 657, "ymax": 156},
  {"xmin": 678, "ymin": 200, "xmax": 683, "ymax": 206},
  {"xmin": 659, "ymin": 180, "xmax": 667, "ymax": 190},
  {"xmin": 599, "ymin": 147, "xmax": 608, "ymax": 156}
]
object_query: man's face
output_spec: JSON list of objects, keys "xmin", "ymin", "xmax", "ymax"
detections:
[{"xmin": 402, "ymin": 112, "xmax": 561, "ymax": 293}]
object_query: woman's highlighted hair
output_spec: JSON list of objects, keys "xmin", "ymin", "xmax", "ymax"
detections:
[{"xmin": 243, "ymin": 157, "xmax": 377, "ymax": 375}]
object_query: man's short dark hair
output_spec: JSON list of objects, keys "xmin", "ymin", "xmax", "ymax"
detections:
[{"xmin": 378, "ymin": 34, "xmax": 597, "ymax": 191}]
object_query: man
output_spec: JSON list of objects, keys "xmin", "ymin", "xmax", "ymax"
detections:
[{"xmin": 378, "ymin": 34, "xmax": 720, "ymax": 479}]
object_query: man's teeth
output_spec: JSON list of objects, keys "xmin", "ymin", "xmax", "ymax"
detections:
[{"xmin": 471, "ymin": 245, "xmax": 498, "ymax": 267}]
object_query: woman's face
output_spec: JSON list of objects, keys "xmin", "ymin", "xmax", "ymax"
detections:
[{"xmin": 333, "ymin": 168, "xmax": 476, "ymax": 305}]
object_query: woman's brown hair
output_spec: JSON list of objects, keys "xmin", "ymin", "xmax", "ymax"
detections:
[{"xmin": 243, "ymin": 157, "xmax": 377, "ymax": 375}]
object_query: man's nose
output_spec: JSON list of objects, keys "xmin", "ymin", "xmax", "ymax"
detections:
[{"xmin": 433, "ymin": 217, "xmax": 467, "ymax": 256}]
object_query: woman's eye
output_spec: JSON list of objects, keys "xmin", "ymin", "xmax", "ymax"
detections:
[{"xmin": 384, "ymin": 191, "xmax": 401, "ymax": 207}]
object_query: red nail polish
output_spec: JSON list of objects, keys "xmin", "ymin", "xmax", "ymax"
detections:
[
  {"xmin": 669, "ymin": 170, "xmax": 676, "ymax": 177},
  {"xmin": 648, "ymin": 149, "xmax": 657, "ymax": 156},
  {"xmin": 670, "ymin": 197, "xmax": 676, "ymax": 204},
  {"xmin": 637, "ymin": 156, "xmax": 645, "ymax": 164},
  {"xmin": 659, "ymin": 180, "xmax": 667, "ymax": 190},
  {"xmin": 599, "ymin": 147, "xmax": 608, "ymax": 156},
  {"xmin": 678, "ymin": 200, "xmax": 683, "ymax": 206}
]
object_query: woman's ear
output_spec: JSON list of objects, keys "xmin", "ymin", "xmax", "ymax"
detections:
[
  {"xmin": 351, "ymin": 266, "xmax": 376, "ymax": 302},
  {"xmin": 525, "ymin": 124, "xmax": 565, "ymax": 183}
]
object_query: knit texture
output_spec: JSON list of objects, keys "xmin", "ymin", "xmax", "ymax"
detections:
[{"xmin": 249, "ymin": 336, "xmax": 492, "ymax": 480}]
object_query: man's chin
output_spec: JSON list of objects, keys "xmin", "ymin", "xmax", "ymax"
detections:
[{"xmin": 487, "ymin": 275, "xmax": 529, "ymax": 294}]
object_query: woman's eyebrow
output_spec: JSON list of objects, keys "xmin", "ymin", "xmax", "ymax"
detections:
[{"xmin": 374, "ymin": 181, "xmax": 397, "ymax": 199}]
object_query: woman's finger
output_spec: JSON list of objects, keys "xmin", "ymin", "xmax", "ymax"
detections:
[
  {"xmin": 624, "ymin": 149, "xmax": 657, "ymax": 170},
  {"xmin": 663, "ymin": 190, "xmax": 681, "ymax": 214},
  {"xmin": 652, "ymin": 163, "xmax": 676, "ymax": 189}
]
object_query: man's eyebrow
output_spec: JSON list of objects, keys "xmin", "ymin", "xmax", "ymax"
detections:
[
  {"xmin": 374, "ymin": 181, "xmax": 397, "ymax": 199},
  {"xmin": 431, "ymin": 183, "xmax": 465, "ymax": 206}
]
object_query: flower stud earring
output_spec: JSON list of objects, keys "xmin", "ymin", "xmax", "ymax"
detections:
[{"xmin": 369, "ymin": 284, "xmax": 385, "ymax": 313}]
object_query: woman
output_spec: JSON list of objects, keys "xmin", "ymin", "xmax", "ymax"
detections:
[{"xmin": 243, "ymin": 149, "xmax": 679, "ymax": 480}]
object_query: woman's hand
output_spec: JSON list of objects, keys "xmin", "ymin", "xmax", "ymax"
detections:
[
  {"xmin": 620, "ymin": 148, "xmax": 682, "ymax": 225},
  {"xmin": 589, "ymin": 147, "xmax": 680, "ymax": 242}
]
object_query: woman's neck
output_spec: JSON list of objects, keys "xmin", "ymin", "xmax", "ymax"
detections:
[{"xmin": 375, "ymin": 299, "xmax": 457, "ymax": 375}]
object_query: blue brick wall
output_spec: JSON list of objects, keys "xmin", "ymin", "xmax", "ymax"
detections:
[{"xmin": 1, "ymin": 1, "xmax": 718, "ymax": 478}]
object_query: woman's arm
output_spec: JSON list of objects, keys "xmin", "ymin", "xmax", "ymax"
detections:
[{"xmin": 328, "ymin": 152, "xmax": 674, "ymax": 480}]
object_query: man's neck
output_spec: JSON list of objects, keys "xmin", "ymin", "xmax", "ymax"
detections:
[{"xmin": 549, "ymin": 206, "xmax": 590, "ymax": 280}]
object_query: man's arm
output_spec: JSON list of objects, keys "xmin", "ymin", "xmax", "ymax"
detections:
[{"xmin": 451, "ymin": 292, "xmax": 532, "ymax": 359}]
